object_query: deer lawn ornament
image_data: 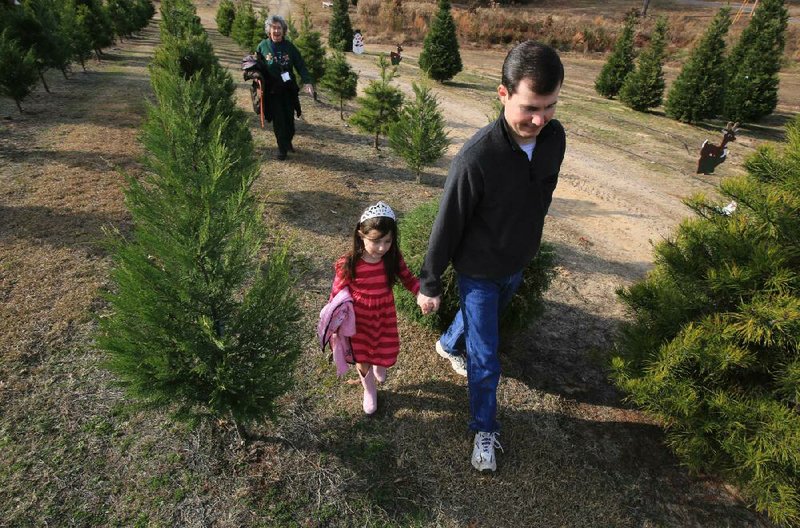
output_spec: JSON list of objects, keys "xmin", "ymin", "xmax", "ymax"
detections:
[
  {"xmin": 390, "ymin": 44, "xmax": 403, "ymax": 66},
  {"xmin": 697, "ymin": 122, "xmax": 739, "ymax": 174}
]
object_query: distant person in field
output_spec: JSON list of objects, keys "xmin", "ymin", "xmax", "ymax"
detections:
[
  {"xmin": 329, "ymin": 202, "xmax": 421, "ymax": 415},
  {"xmin": 255, "ymin": 15, "xmax": 314, "ymax": 160},
  {"xmin": 416, "ymin": 41, "xmax": 566, "ymax": 473}
]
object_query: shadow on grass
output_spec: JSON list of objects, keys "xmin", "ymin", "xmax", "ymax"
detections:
[
  {"xmin": 252, "ymin": 377, "xmax": 771, "ymax": 527},
  {"xmin": 0, "ymin": 145, "xmax": 141, "ymax": 174},
  {"xmin": 0, "ymin": 204, "xmax": 125, "ymax": 256}
]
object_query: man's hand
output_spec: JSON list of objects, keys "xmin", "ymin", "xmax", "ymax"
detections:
[{"xmin": 416, "ymin": 293, "xmax": 441, "ymax": 315}]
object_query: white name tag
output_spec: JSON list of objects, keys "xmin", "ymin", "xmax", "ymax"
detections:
[{"xmin": 281, "ymin": 72, "xmax": 291, "ymax": 82}]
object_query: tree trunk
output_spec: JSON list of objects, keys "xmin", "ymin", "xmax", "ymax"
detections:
[
  {"xmin": 61, "ymin": 67, "xmax": 69, "ymax": 80},
  {"xmin": 641, "ymin": 0, "xmax": 651, "ymax": 16},
  {"xmin": 373, "ymin": 131, "xmax": 379, "ymax": 150},
  {"xmin": 38, "ymin": 70, "xmax": 50, "ymax": 93},
  {"xmin": 339, "ymin": 99, "xmax": 344, "ymax": 120},
  {"xmin": 15, "ymin": 99, "xmax": 23, "ymax": 113}
]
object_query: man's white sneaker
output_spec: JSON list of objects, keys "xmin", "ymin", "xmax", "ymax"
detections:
[
  {"xmin": 435, "ymin": 341, "xmax": 467, "ymax": 377},
  {"xmin": 471, "ymin": 431, "xmax": 502, "ymax": 472}
]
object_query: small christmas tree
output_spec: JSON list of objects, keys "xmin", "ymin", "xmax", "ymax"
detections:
[
  {"xmin": 0, "ymin": 30, "xmax": 39, "ymax": 113},
  {"xmin": 418, "ymin": 0, "xmax": 462, "ymax": 82},
  {"xmin": 612, "ymin": 114, "xmax": 800, "ymax": 526},
  {"xmin": 723, "ymin": 0, "xmax": 789, "ymax": 123},
  {"xmin": 78, "ymin": 0, "xmax": 115, "ymax": 58},
  {"xmin": 293, "ymin": 3, "xmax": 325, "ymax": 97},
  {"xmin": 215, "ymin": 0, "xmax": 235, "ymax": 36},
  {"xmin": 619, "ymin": 17, "xmax": 668, "ymax": 112},
  {"xmin": 388, "ymin": 82, "xmax": 449, "ymax": 182},
  {"xmin": 349, "ymin": 53, "xmax": 403, "ymax": 149},
  {"xmin": 595, "ymin": 11, "xmax": 637, "ymax": 99},
  {"xmin": 320, "ymin": 50, "xmax": 357, "ymax": 119},
  {"xmin": 59, "ymin": 0, "xmax": 94, "ymax": 70},
  {"xmin": 328, "ymin": 0, "xmax": 353, "ymax": 52},
  {"xmin": 664, "ymin": 8, "xmax": 731, "ymax": 123},
  {"xmin": 99, "ymin": 0, "xmax": 302, "ymax": 429},
  {"xmin": 230, "ymin": 0, "xmax": 260, "ymax": 50}
]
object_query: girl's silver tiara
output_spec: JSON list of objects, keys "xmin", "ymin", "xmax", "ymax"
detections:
[{"xmin": 360, "ymin": 201, "xmax": 396, "ymax": 223}]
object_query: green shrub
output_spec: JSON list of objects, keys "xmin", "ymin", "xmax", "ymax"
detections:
[
  {"xmin": 395, "ymin": 200, "xmax": 556, "ymax": 334},
  {"xmin": 611, "ymin": 114, "xmax": 800, "ymax": 526},
  {"xmin": 419, "ymin": 0, "xmax": 462, "ymax": 82},
  {"xmin": 328, "ymin": 0, "xmax": 353, "ymax": 51},
  {"xmin": 215, "ymin": 0, "xmax": 235, "ymax": 36},
  {"xmin": 388, "ymin": 82, "xmax": 449, "ymax": 183},
  {"xmin": 619, "ymin": 17, "xmax": 668, "ymax": 112},
  {"xmin": 594, "ymin": 11, "xmax": 636, "ymax": 99},
  {"xmin": 664, "ymin": 8, "xmax": 731, "ymax": 123},
  {"xmin": 0, "ymin": 29, "xmax": 39, "ymax": 112},
  {"xmin": 320, "ymin": 49, "xmax": 357, "ymax": 119},
  {"xmin": 97, "ymin": 2, "xmax": 301, "ymax": 427},
  {"xmin": 349, "ymin": 54, "xmax": 403, "ymax": 149},
  {"xmin": 722, "ymin": 0, "xmax": 788, "ymax": 123}
]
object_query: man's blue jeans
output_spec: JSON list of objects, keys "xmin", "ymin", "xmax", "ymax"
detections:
[{"xmin": 438, "ymin": 271, "xmax": 523, "ymax": 433}]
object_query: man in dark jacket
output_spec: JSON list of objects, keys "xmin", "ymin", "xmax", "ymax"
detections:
[{"xmin": 417, "ymin": 41, "xmax": 566, "ymax": 473}]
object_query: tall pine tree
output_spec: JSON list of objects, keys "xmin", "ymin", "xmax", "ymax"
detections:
[
  {"xmin": 349, "ymin": 54, "xmax": 403, "ymax": 149},
  {"xmin": 388, "ymin": 82, "xmax": 449, "ymax": 182},
  {"xmin": 665, "ymin": 8, "xmax": 731, "ymax": 123},
  {"xmin": 0, "ymin": 29, "xmax": 39, "ymax": 112},
  {"xmin": 98, "ymin": 0, "xmax": 301, "ymax": 429},
  {"xmin": 418, "ymin": 0, "xmax": 462, "ymax": 82},
  {"xmin": 328, "ymin": 0, "xmax": 353, "ymax": 52},
  {"xmin": 293, "ymin": 3, "xmax": 325, "ymax": 96},
  {"xmin": 215, "ymin": 0, "xmax": 235, "ymax": 36},
  {"xmin": 320, "ymin": 50, "xmax": 357, "ymax": 119},
  {"xmin": 723, "ymin": 0, "xmax": 788, "ymax": 123},
  {"xmin": 595, "ymin": 11, "xmax": 637, "ymax": 98},
  {"xmin": 612, "ymin": 114, "xmax": 800, "ymax": 526},
  {"xmin": 619, "ymin": 17, "xmax": 668, "ymax": 112}
]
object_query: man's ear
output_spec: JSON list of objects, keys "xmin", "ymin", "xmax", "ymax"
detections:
[{"xmin": 497, "ymin": 84, "xmax": 509, "ymax": 105}]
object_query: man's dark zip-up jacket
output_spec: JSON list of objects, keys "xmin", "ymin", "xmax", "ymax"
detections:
[{"xmin": 419, "ymin": 114, "xmax": 566, "ymax": 297}]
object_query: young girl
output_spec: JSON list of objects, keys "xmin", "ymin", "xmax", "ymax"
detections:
[{"xmin": 329, "ymin": 201, "xmax": 420, "ymax": 415}]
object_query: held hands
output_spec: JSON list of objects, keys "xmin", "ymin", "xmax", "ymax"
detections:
[
  {"xmin": 416, "ymin": 293, "xmax": 441, "ymax": 315},
  {"xmin": 304, "ymin": 84, "xmax": 315, "ymax": 97}
]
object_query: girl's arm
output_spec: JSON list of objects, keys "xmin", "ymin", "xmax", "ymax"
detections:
[
  {"xmin": 397, "ymin": 255, "xmax": 420, "ymax": 295},
  {"xmin": 329, "ymin": 259, "xmax": 349, "ymax": 301}
]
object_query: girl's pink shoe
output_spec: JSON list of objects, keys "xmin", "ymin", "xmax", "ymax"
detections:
[
  {"xmin": 359, "ymin": 368, "xmax": 377, "ymax": 414},
  {"xmin": 373, "ymin": 365, "xmax": 387, "ymax": 383}
]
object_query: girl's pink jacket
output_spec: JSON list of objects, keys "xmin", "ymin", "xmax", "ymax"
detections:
[{"xmin": 317, "ymin": 287, "xmax": 356, "ymax": 376}]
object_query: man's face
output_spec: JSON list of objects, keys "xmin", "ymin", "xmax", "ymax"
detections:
[{"xmin": 498, "ymin": 78, "xmax": 560, "ymax": 143}]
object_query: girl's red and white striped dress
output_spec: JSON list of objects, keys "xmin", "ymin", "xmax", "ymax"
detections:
[{"xmin": 330, "ymin": 255, "xmax": 419, "ymax": 367}]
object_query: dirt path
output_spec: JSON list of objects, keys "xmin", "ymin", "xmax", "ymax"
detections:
[{"xmin": 0, "ymin": 3, "xmax": 788, "ymax": 525}]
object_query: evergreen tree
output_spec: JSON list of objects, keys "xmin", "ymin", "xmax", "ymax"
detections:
[
  {"xmin": 131, "ymin": 0, "xmax": 155, "ymax": 31},
  {"xmin": 160, "ymin": 0, "xmax": 203, "ymax": 38},
  {"xmin": 723, "ymin": 0, "xmax": 788, "ymax": 123},
  {"xmin": 293, "ymin": 3, "xmax": 325, "ymax": 96},
  {"xmin": 665, "ymin": 8, "xmax": 731, "ymax": 123},
  {"xmin": 349, "ymin": 54, "xmax": 403, "ymax": 149},
  {"xmin": 328, "ymin": 0, "xmax": 353, "ymax": 52},
  {"xmin": 595, "ymin": 11, "xmax": 637, "ymax": 98},
  {"xmin": 418, "ymin": 0, "xmax": 462, "ymax": 82},
  {"xmin": 99, "ymin": 2, "xmax": 302, "ymax": 428},
  {"xmin": 285, "ymin": 13, "xmax": 298, "ymax": 41},
  {"xmin": 320, "ymin": 49, "xmax": 357, "ymax": 119},
  {"xmin": 215, "ymin": 0, "xmax": 235, "ymax": 36},
  {"xmin": 611, "ymin": 114, "xmax": 800, "ymax": 526},
  {"xmin": 78, "ymin": 0, "xmax": 115, "ymax": 58},
  {"xmin": 107, "ymin": 0, "xmax": 138, "ymax": 40},
  {"xmin": 395, "ymin": 200, "xmax": 556, "ymax": 333},
  {"xmin": 619, "ymin": 17, "xmax": 668, "ymax": 112},
  {"xmin": 59, "ymin": 0, "xmax": 94, "ymax": 70},
  {"xmin": 0, "ymin": 29, "xmax": 39, "ymax": 113},
  {"xmin": 388, "ymin": 82, "xmax": 449, "ymax": 182},
  {"xmin": 230, "ymin": 0, "xmax": 260, "ymax": 50}
]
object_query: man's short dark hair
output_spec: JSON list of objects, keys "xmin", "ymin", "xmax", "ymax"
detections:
[{"xmin": 501, "ymin": 41, "xmax": 564, "ymax": 95}]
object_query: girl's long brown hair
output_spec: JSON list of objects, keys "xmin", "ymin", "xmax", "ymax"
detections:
[{"xmin": 340, "ymin": 216, "xmax": 400, "ymax": 286}]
